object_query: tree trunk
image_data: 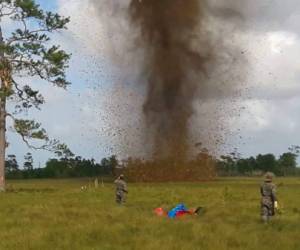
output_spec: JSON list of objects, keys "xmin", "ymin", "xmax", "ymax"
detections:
[
  {"xmin": 0, "ymin": 26, "xmax": 6, "ymax": 191},
  {"xmin": 0, "ymin": 98, "xmax": 6, "ymax": 191}
]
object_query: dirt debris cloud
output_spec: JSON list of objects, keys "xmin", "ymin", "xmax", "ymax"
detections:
[
  {"xmin": 89, "ymin": 0, "xmax": 246, "ymax": 162},
  {"xmin": 128, "ymin": 0, "xmax": 213, "ymax": 160}
]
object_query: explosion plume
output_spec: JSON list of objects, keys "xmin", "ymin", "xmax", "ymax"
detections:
[
  {"xmin": 89, "ymin": 0, "xmax": 245, "ymax": 177},
  {"xmin": 129, "ymin": 0, "xmax": 212, "ymax": 160}
]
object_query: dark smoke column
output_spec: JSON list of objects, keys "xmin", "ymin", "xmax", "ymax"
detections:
[{"xmin": 129, "ymin": 0, "xmax": 210, "ymax": 161}]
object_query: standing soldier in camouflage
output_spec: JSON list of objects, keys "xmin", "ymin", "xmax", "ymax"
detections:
[
  {"xmin": 260, "ymin": 172, "xmax": 278, "ymax": 222},
  {"xmin": 114, "ymin": 174, "xmax": 128, "ymax": 204}
]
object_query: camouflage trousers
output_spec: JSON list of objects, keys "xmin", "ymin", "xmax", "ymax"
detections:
[
  {"xmin": 261, "ymin": 198, "xmax": 274, "ymax": 222},
  {"xmin": 116, "ymin": 192, "xmax": 126, "ymax": 204}
]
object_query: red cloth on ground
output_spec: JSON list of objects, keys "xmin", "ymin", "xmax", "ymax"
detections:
[{"xmin": 175, "ymin": 210, "xmax": 192, "ymax": 217}]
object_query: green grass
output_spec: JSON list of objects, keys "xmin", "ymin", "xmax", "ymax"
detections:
[{"xmin": 0, "ymin": 178, "xmax": 300, "ymax": 250}]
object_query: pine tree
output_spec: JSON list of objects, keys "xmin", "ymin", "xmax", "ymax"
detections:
[{"xmin": 0, "ymin": 0, "xmax": 72, "ymax": 190}]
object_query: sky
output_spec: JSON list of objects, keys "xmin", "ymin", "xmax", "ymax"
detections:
[{"xmin": 3, "ymin": 0, "xmax": 300, "ymax": 167}]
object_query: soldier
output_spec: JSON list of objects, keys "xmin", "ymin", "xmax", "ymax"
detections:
[
  {"xmin": 260, "ymin": 172, "xmax": 278, "ymax": 222},
  {"xmin": 114, "ymin": 174, "xmax": 128, "ymax": 204}
]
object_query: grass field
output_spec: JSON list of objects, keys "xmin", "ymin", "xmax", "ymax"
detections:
[{"xmin": 0, "ymin": 178, "xmax": 300, "ymax": 250}]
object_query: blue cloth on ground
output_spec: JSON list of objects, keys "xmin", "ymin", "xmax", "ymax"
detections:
[{"xmin": 168, "ymin": 203, "xmax": 188, "ymax": 218}]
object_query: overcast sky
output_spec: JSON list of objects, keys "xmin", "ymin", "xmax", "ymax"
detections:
[{"xmin": 4, "ymin": 0, "xmax": 300, "ymax": 166}]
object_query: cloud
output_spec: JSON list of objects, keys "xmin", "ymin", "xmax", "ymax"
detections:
[{"xmin": 245, "ymin": 30, "xmax": 300, "ymax": 96}]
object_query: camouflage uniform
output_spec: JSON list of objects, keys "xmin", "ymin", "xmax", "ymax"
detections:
[
  {"xmin": 114, "ymin": 176, "xmax": 128, "ymax": 204},
  {"xmin": 260, "ymin": 173, "xmax": 277, "ymax": 222}
]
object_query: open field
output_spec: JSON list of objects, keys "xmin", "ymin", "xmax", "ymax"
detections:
[{"xmin": 0, "ymin": 178, "xmax": 300, "ymax": 250}]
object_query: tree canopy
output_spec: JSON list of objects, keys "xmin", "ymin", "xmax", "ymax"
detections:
[{"xmin": 0, "ymin": 0, "xmax": 72, "ymax": 190}]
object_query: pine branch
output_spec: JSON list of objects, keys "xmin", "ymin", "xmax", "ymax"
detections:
[
  {"xmin": 13, "ymin": 79, "xmax": 43, "ymax": 106},
  {"xmin": 6, "ymin": 114, "xmax": 73, "ymax": 157}
]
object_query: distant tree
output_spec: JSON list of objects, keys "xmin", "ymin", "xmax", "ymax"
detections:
[
  {"xmin": 278, "ymin": 152, "xmax": 297, "ymax": 176},
  {"xmin": 218, "ymin": 155, "xmax": 236, "ymax": 176},
  {"xmin": 44, "ymin": 158, "xmax": 70, "ymax": 178},
  {"xmin": 23, "ymin": 152, "xmax": 33, "ymax": 170},
  {"xmin": 256, "ymin": 154, "xmax": 277, "ymax": 173},
  {"xmin": 295, "ymin": 167, "xmax": 300, "ymax": 177},
  {"xmin": 108, "ymin": 155, "xmax": 118, "ymax": 175},
  {"xmin": 236, "ymin": 159, "xmax": 249, "ymax": 174},
  {"xmin": 41, "ymin": 155, "xmax": 111, "ymax": 178},
  {"xmin": 5, "ymin": 154, "xmax": 18, "ymax": 173},
  {"xmin": 217, "ymin": 154, "xmax": 258, "ymax": 176},
  {"xmin": 229, "ymin": 148, "xmax": 241, "ymax": 161},
  {"xmin": 0, "ymin": 0, "xmax": 71, "ymax": 191},
  {"xmin": 101, "ymin": 155, "xmax": 118, "ymax": 175},
  {"xmin": 74, "ymin": 156, "xmax": 82, "ymax": 162},
  {"xmin": 288, "ymin": 145, "xmax": 300, "ymax": 155},
  {"xmin": 247, "ymin": 156, "xmax": 257, "ymax": 172},
  {"xmin": 236, "ymin": 157, "xmax": 258, "ymax": 175}
]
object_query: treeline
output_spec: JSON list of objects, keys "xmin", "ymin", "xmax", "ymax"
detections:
[
  {"xmin": 217, "ymin": 148, "xmax": 300, "ymax": 176},
  {"xmin": 118, "ymin": 149, "xmax": 300, "ymax": 181},
  {"xmin": 5, "ymin": 153, "xmax": 117, "ymax": 179},
  {"xmin": 5, "ymin": 147, "xmax": 300, "ymax": 180}
]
